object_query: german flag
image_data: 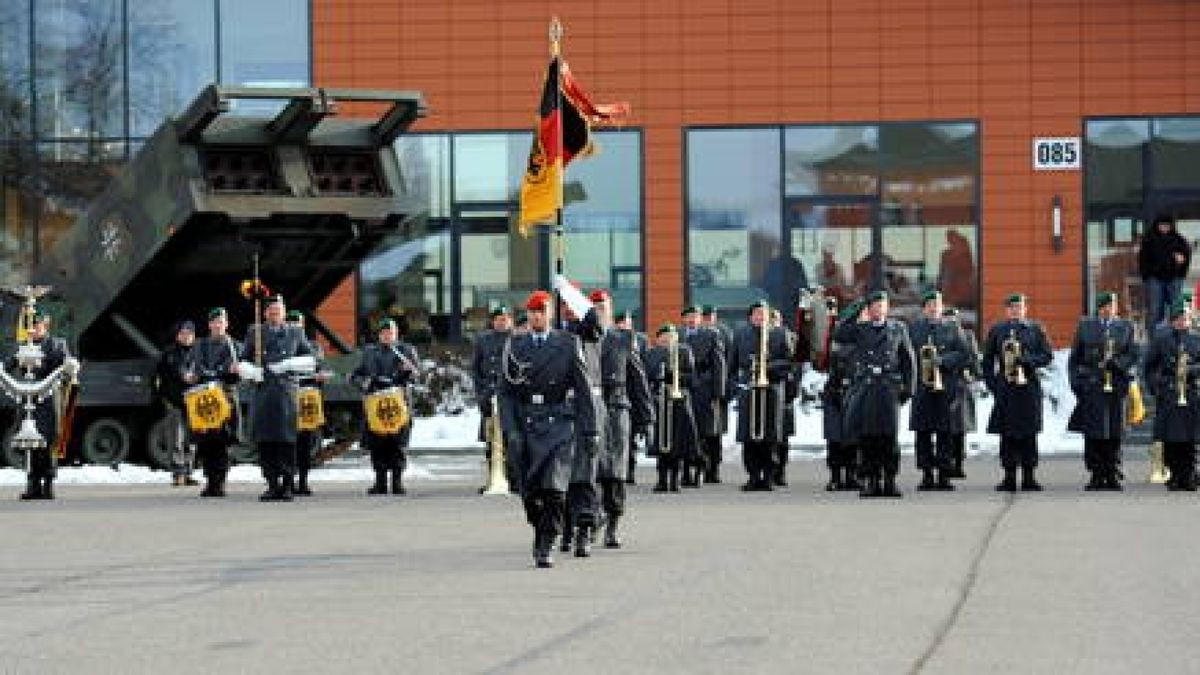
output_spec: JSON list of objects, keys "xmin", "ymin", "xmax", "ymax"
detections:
[{"xmin": 518, "ymin": 56, "xmax": 629, "ymax": 235}]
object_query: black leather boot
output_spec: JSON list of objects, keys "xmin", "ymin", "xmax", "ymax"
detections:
[
  {"xmin": 367, "ymin": 471, "xmax": 388, "ymax": 495},
  {"xmin": 1103, "ymin": 466, "xmax": 1122, "ymax": 491},
  {"xmin": 604, "ymin": 516, "xmax": 621, "ymax": 549},
  {"xmin": 295, "ymin": 471, "xmax": 313, "ymax": 496},
  {"xmin": 917, "ymin": 468, "xmax": 937, "ymax": 491},
  {"xmin": 201, "ymin": 476, "xmax": 217, "ymax": 497},
  {"xmin": 936, "ymin": 469, "xmax": 955, "ymax": 491},
  {"xmin": 1020, "ymin": 466, "xmax": 1043, "ymax": 492},
  {"xmin": 859, "ymin": 474, "xmax": 878, "ymax": 499},
  {"xmin": 881, "ymin": 474, "xmax": 902, "ymax": 498},
  {"xmin": 669, "ymin": 468, "xmax": 681, "ymax": 493},
  {"xmin": 41, "ymin": 477, "xmax": 54, "ymax": 500},
  {"xmin": 995, "ymin": 467, "xmax": 1017, "ymax": 492},
  {"xmin": 260, "ymin": 475, "xmax": 283, "ymax": 501},
  {"xmin": 842, "ymin": 469, "xmax": 861, "ymax": 491},
  {"xmin": 19, "ymin": 475, "xmax": 40, "ymax": 501},
  {"xmin": 534, "ymin": 531, "xmax": 553, "ymax": 569},
  {"xmin": 390, "ymin": 470, "xmax": 406, "ymax": 495},
  {"xmin": 825, "ymin": 466, "xmax": 842, "ymax": 492},
  {"xmin": 1084, "ymin": 470, "xmax": 1103, "ymax": 491},
  {"xmin": 574, "ymin": 526, "xmax": 592, "ymax": 558},
  {"xmin": 773, "ymin": 464, "xmax": 788, "ymax": 488}
]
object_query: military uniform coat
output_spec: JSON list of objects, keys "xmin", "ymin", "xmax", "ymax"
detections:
[
  {"xmin": 907, "ymin": 316, "xmax": 972, "ymax": 433},
  {"xmin": 644, "ymin": 343, "xmax": 700, "ymax": 460},
  {"xmin": 1066, "ymin": 317, "xmax": 1139, "ymax": 440},
  {"xmin": 822, "ymin": 341, "xmax": 853, "ymax": 443},
  {"xmin": 981, "ymin": 319, "xmax": 1054, "ymax": 438},
  {"xmin": 598, "ymin": 328, "xmax": 654, "ymax": 480},
  {"xmin": 471, "ymin": 328, "xmax": 510, "ymax": 442},
  {"xmin": 191, "ymin": 334, "xmax": 242, "ymax": 441},
  {"xmin": 1143, "ymin": 326, "xmax": 1200, "ymax": 443},
  {"xmin": 956, "ymin": 326, "xmax": 982, "ymax": 434},
  {"xmin": 240, "ymin": 324, "xmax": 314, "ymax": 444},
  {"xmin": 834, "ymin": 318, "xmax": 916, "ymax": 439},
  {"xmin": 498, "ymin": 330, "xmax": 598, "ymax": 493},
  {"xmin": 565, "ymin": 311, "xmax": 606, "ymax": 484},
  {"xmin": 352, "ymin": 340, "xmax": 420, "ymax": 448},
  {"xmin": 711, "ymin": 320, "xmax": 735, "ymax": 433},
  {"xmin": 682, "ymin": 325, "xmax": 726, "ymax": 438},
  {"xmin": 727, "ymin": 325, "xmax": 794, "ymax": 443}
]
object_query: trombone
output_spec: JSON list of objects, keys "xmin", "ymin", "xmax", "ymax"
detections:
[
  {"xmin": 481, "ymin": 394, "xmax": 510, "ymax": 495},
  {"xmin": 748, "ymin": 306, "xmax": 771, "ymax": 441}
]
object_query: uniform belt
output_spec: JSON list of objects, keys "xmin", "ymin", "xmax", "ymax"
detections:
[{"xmin": 520, "ymin": 393, "xmax": 567, "ymax": 406}]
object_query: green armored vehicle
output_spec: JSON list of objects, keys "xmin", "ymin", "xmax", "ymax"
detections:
[{"xmin": 2, "ymin": 85, "xmax": 426, "ymax": 467}]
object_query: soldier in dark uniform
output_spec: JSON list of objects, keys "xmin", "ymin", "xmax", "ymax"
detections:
[
  {"xmin": 616, "ymin": 309, "xmax": 649, "ymax": 484},
  {"xmin": 907, "ymin": 291, "xmax": 971, "ymax": 491},
  {"xmin": 942, "ymin": 306, "xmax": 980, "ymax": 479},
  {"xmin": 981, "ymin": 293, "xmax": 1054, "ymax": 492},
  {"xmin": 287, "ymin": 310, "xmax": 330, "ymax": 496},
  {"xmin": 188, "ymin": 308, "xmax": 241, "ymax": 498},
  {"xmin": 156, "ymin": 320, "xmax": 198, "ymax": 487},
  {"xmin": 681, "ymin": 306, "xmax": 725, "ymax": 487},
  {"xmin": 472, "ymin": 305, "xmax": 513, "ymax": 493},
  {"xmin": 823, "ymin": 300, "xmax": 864, "ymax": 491},
  {"xmin": 728, "ymin": 300, "xmax": 794, "ymax": 492},
  {"xmin": 770, "ymin": 308, "xmax": 800, "ymax": 487},
  {"xmin": 702, "ymin": 304, "xmax": 734, "ymax": 481},
  {"xmin": 645, "ymin": 324, "xmax": 699, "ymax": 493},
  {"xmin": 498, "ymin": 289, "xmax": 599, "ymax": 568},
  {"xmin": 239, "ymin": 295, "xmax": 315, "ymax": 502},
  {"xmin": 834, "ymin": 290, "xmax": 915, "ymax": 498},
  {"xmin": 11, "ymin": 313, "xmax": 71, "ymax": 501},
  {"xmin": 1067, "ymin": 292, "xmax": 1140, "ymax": 491},
  {"xmin": 352, "ymin": 318, "xmax": 420, "ymax": 496},
  {"xmin": 1142, "ymin": 301, "xmax": 1200, "ymax": 491}
]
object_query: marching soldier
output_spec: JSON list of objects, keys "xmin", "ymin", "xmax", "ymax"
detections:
[
  {"xmin": 644, "ymin": 324, "xmax": 699, "ymax": 493},
  {"xmin": 352, "ymin": 318, "xmax": 420, "ymax": 496},
  {"xmin": 823, "ymin": 300, "xmax": 864, "ymax": 491},
  {"xmin": 156, "ymin": 320, "xmax": 198, "ymax": 487},
  {"xmin": 287, "ymin": 310, "xmax": 330, "ymax": 496},
  {"xmin": 908, "ymin": 291, "xmax": 971, "ymax": 491},
  {"xmin": 472, "ymin": 305, "xmax": 513, "ymax": 493},
  {"xmin": 498, "ymin": 289, "xmax": 599, "ymax": 568},
  {"xmin": 702, "ymin": 304, "xmax": 734, "ymax": 481},
  {"xmin": 12, "ymin": 312, "xmax": 71, "ymax": 501},
  {"xmin": 1067, "ymin": 292, "xmax": 1140, "ymax": 491},
  {"xmin": 981, "ymin": 293, "xmax": 1054, "ymax": 492},
  {"xmin": 728, "ymin": 300, "xmax": 793, "ymax": 492},
  {"xmin": 189, "ymin": 308, "xmax": 241, "ymax": 498},
  {"xmin": 615, "ymin": 309, "xmax": 649, "ymax": 484},
  {"xmin": 1142, "ymin": 301, "xmax": 1200, "ymax": 491},
  {"xmin": 592, "ymin": 291, "xmax": 653, "ymax": 548},
  {"xmin": 239, "ymin": 295, "xmax": 315, "ymax": 502},
  {"xmin": 681, "ymin": 306, "xmax": 725, "ymax": 487},
  {"xmin": 770, "ymin": 308, "xmax": 799, "ymax": 487},
  {"xmin": 942, "ymin": 306, "xmax": 981, "ymax": 479},
  {"xmin": 834, "ymin": 290, "xmax": 915, "ymax": 498}
]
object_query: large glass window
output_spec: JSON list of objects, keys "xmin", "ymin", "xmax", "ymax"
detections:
[
  {"xmin": 219, "ymin": 0, "xmax": 309, "ymax": 87},
  {"xmin": 363, "ymin": 130, "xmax": 644, "ymax": 343},
  {"xmin": 0, "ymin": 3, "xmax": 31, "ymax": 141},
  {"xmin": 35, "ymin": 0, "xmax": 126, "ymax": 142},
  {"xmin": 689, "ymin": 122, "xmax": 980, "ymax": 327},
  {"xmin": 129, "ymin": 0, "xmax": 217, "ymax": 136}
]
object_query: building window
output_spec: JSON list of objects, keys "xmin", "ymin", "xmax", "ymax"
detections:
[
  {"xmin": 1085, "ymin": 116, "xmax": 1200, "ymax": 329},
  {"xmin": 218, "ymin": 0, "xmax": 309, "ymax": 93},
  {"xmin": 687, "ymin": 122, "xmax": 979, "ymax": 326},
  {"xmin": 129, "ymin": 0, "xmax": 217, "ymax": 137},
  {"xmin": 35, "ymin": 0, "xmax": 126, "ymax": 142},
  {"xmin": 361, "ymin": 129, "xmax": 644, "ymax": 343}
]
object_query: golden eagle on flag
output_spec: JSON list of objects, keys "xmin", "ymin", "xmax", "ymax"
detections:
[{"xmin": 518, "ymin": 55, "xmax": 630, "ymax": 235}]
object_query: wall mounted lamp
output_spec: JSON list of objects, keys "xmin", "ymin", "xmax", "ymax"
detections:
[{"xmin": 1051, "ymin": 194, "xmax": 1064, "ymax": 253}]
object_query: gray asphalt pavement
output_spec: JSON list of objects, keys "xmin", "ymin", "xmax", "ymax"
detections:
[{"xmin": 1, "ymin": 456, "xmax": 1198, "ymax": 674}]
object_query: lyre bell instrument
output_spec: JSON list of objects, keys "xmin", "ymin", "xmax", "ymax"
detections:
[
  {"xmin": 1002, "ymin": 329, "xmax": 1027, "ymax": 386},
  {"xmin": 481, "ymin": 394, "xmax": 510, "ymax": 495},
  {"xmin": 364, "ymin": 387, "xmax": 410, "ymax": 435},
  {"xmin": 1101, "ymin": 335, "xmax": 1115, "ymax": 394},
  {"xmin": 296, "ymin": 386, "xmax": 325, "ymax": 431},
  {"xmin": 749, "ymin": 305, "xmax": 771, "ymax": 442},
  {"xmin": 183, "ymin": 382, "xmax": 232, "ymax": 434},
  {"xmin": 920, "ymin": 336, "xmax": 944, "ymax": 392},
  {"xmin": 1176, "ymin": 347, "xmax": 1189, "ymax": 408}
]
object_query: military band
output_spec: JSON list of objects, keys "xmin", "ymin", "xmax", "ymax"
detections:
[
  {"xmin": 1143, "ymin": 301, "xmax": 1200, "ymax": 491},
  {"xmin": 728, "ymin": 300, "xmax": 794, "ymax": 492},
  {"xmin": 352, "ymin": 318, "xmax": 419, "ymax": 497},
  {"xmin": 645, "ymin": 324, "xmax": 699, "ymax": 493},
  {"xmin": 681, "ymin": 306, "xmax": 725, "ymax": 486},
  {"xmin": 908, "ymin": 291, "xmax": 971, "ymax": 491},
  {"xmin": 189, "ymin": 308, "xmax": 241, "ymax": 498}
]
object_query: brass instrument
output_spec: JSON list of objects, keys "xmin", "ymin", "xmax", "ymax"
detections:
[
  {"xmin": 656, "ymin": 345, "xmax": 674, "ymax": 456},
  {"xmin": 1148, "ymin": 441, "xmax": 1170, "ymax": 484},
  {"xmin": 1176, "ymin": 347, "xmax": 1189, "ymax": 407},
  {"xmin": 1101, "ymin": 335, "xmax": 1115, "ymax": 393},
  {"xmin": 668, "ymin": 337, "xmax": 684, "ymax": 401},
  {"xmin": 1002, "ymin": 330, "xmax": 1026, "ymax": 386},
  {"xmin": 749, "ymin": 307, "xmax": 771, "ymax": 442},
  {"xmin": 920, "ymin": 336, "xmax": 943, "ymax": 392},
  {"xmin": 481, "ymin": 394, "xmax": 510, "ymax": 495}
]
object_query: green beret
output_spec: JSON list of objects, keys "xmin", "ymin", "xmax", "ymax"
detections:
[
  {"xmin": 1094, "ymin": 291, "xmax": 1117, "ymax": 310},
  {"xmin": 207, "ymin": 307, "xmax": 227, "ymax": 320},
  {"xmin": 377, "ymin": 318, "xmax": 398, "ymax": 332},
  {"xmin": 657, "ymin": 323, "xmax": 677, "ymax": 336},
  {"xmin": 681, "ymin": 305, "xmax": 701, "ymax": 316},
  {"xmin": 285, "ymin": 310, "xmax": 303, "ymax": 322},
  {"xmin": 515, "ymin": 311, "xmax": 528, "ymax": 324},
  {"xmin": 1169, "ymin": 302, "xmax": 1189, "ymax": 319},
  {"xmin": 490, "ymin": 305, "xmax": 511, "ymax": 318},
  {"xmin": 1005, "ymin": 293, "xmax": 1026, "ymax": 305},
  {"xmin": 866, "ymin": 289, "xmax": 888, "ymax": 304},
  {"xmin": 838, "ymin": 299, "xmax": 865, "ymax": 322},
  {"xmin": 921, "ymin": 290, "xmax": 942, "ymax": 304},
  {"xmin": 701, "ymin": 305, "xmax": 716, "ymax": 315}
]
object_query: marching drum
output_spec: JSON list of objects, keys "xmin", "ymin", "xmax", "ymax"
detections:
[
  {"xmin": 364, "ymin": 387, "xmax": 409, "ymax": 436},
  {"xmin": 296, "ymin": 386, "xmax": 326, "ymax": 431},
  {"xmin": 183, "ymin": 382, "xmax": 232, "ymax": 434}
]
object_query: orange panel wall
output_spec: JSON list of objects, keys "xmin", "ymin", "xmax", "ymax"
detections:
[{"xmin": 313, "ymin": 0, "xmax": 1200, "ymax": 345}]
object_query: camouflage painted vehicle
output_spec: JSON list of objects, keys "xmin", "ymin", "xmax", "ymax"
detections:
[{"xmin": 0, "ymin": 85, "xmax": 426, "ymax": 468}]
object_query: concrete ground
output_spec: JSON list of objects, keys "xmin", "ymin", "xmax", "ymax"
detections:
[{"xmin": 1, "ymin": 456, "xmax": 1198, "ymax": 675}]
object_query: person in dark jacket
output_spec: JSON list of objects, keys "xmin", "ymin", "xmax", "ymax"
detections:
[
  {"xmin": 728, "ymin": 300, "xmax": 794, "ymax": 492},
  {"xmin": 1143, "ymin": 301, "xmax": 1200, "ymax": 491},
  {"xmin": 702, "ymin": 304, "xmax": 734, "ymax": 479},
  {"xmin": 823, "ymin": 299, "xmax": 865, "ymax": 491},
  {"xmin": 616, "ymin": 309, "xmax": 649, "ymax": 484},
  {"xmin": 907, "ymin": 291, "xmax": 971, "ymax": 491},
  {"xmin": 156, "ymin": 320, "xmax": 198, "ymax": 487},
  {"xmin": 981, "ymin": 293, "xmax": 1054, "ymax": 492},
  {"xmin": 287, "ymin": 310, "xmax": 330, "ymax": 496},
  {"xmin": 10, "ymin": 313, "xmax": 72, "ymax": 501},
  {"xmin": 681, "ymin": 305, "xmax": 725, "ymax": 487},
  {"xmin": 352, "ymin": 318, "xmax": 420, "ymax": 496},
  {"xmin": 644, "ymin": 324, "xmax": 699, "ymax": 493},
  {"xmin": 769, "ymin": 308, "xmax": 800, "ymax": 487},
  {"xmin": 833, "ymin": 290, "xmax": 916, "ymax": 498},
  {"xmin": 942, "ymin": 306, "xmax": 981, "ymax": 479},
  {"xmin": 1139, "ymin": 215, "xmax": 1191, "ymax": 331},
  {"xmin": 188, "ymin": 308, "xmax": 241, "ymax": 497},
  {"xmin": 1067, "ymin": 292, "xmax": 1140, "ymax": 491},
  {"xmin": 472, "ymin": 305, "xmax": 513, "ymax": 493}
]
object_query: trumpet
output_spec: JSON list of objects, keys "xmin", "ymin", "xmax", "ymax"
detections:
[
  {"xmin": 481, "ymin": 394, "xmax": 510, "ymax": 495},
  {"xmin": 1176, "ymin": 347, "xmax": 1189, "ymax": 407},
  {"xmin": 749, "ymin": 307, "xmax": 771, "ymax": 442},
  {"xmin": 1002, "ymin": 330, "xmax": 1026, "ymax": 386},
  {"xmin": 1101, "ymin": 336, "xmax": 1115, "ymax": 393},
  {"xmin": 920, "ymin": 336, "xmax": 943, "ymax": 392}
]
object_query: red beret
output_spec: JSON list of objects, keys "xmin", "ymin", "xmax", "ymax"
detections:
[
  {"xmin": 525, "ymin": 290, "xmax": 552, "ymax": 311},
  {"xmin": 588, "ymin": 289, "xmax": 610, "ymax": 302}
]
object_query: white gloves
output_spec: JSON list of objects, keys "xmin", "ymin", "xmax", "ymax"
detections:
[
  {"xmin": 267, "ymin": 356, "xmax": 317, "ymax": 375},
  {"xmin": 553, "ymin": 274, "xmax": 593, "ymax": 319},
  {"xmin": 236, "ymin": 362, "xmax": 263, "ymax": 383}
]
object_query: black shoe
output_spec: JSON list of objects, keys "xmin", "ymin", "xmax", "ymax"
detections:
[
  {"xmin": 183, "ymin": 476, "xmax": 200, "ymax": 487},
  {"xmin": 842, "ymin": 474, "xmax": 862, "ymax": 491},
  {"xmin": 654, "ymin": 482, "xmax": 669, "ymax": 493},
  {"xmin": 917, "ymin": 470, "xmax": 937, "ymax": 491},
  {"xmin": 859, "ymin": 476, "xmax": 879, "ymax": 499},
  {"xmin": 881, "ymin": 476, "xmax": 902, "ymax": 498},
  {"xmin": 1020, "ymin": 467, "xmax": 1043, "ymax": 492},
  {"xmin": 391, "ymin": 477, "xmax": 406, "ymax": 495},
  {"xmin": 936, "ymin": 470, "xmax": 955, "ymax": 491},
  {"xmin": 625, "ymin": 476, "xmax": 637, "ymax": 485},
  {"xmin": 773, "ymin": 470, "xmax": 788, "ymax": 488},
  {"xmin": 200, "ymin": 483, "xmax": 217, "ymax": 497},
  {"xmin": 560, "ymin": 532, "xmax": 573, "ymax": 553},
  {"xmin": 995, "ymin": 478, "xmax": 1017, "ymax": 492},
  {"xmin": 533, "ymin": 532, "xmax": 554, "ymax": 569},
  {"xmin": 367, "ymin": 471, "xmax": 387, "ymax": 495},
  {"xmin": 574, "ymin": 527, "xmax": 592, "ymax": 558},
  {"xmin": 1102, "ymin": 469, "xmax": 1122, "ymax": 491},
  {"xmin": 1085, "ymin": 471, "xmax": 1103, "ymax": 491},
  {"xmin": 604, "ymin": 517, "xmax": 621, "ymax": 549},
  {"xmin": 19, "ymin": 480, "xmax": 41, "ymax": 501},
  {"xmin": 826, "ymin": 468, "xmax": 842, "ymax": 492}
]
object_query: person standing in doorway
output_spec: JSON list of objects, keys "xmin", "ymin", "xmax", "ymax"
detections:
[{"xmin": 1139, "ymin": 215, "xmax": 1190, "ymax": 331}]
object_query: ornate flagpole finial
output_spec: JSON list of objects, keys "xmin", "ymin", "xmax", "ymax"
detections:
[{"xmin": 549, "ymin": 17, "xmax": 563, "ymax": 55}]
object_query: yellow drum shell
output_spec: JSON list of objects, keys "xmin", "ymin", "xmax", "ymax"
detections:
[
  {"xmin": 364, "ymin": 387, "xmax": 409, "ymax": 436},
  {"xmin": 183, "ymin": 382, "xmax": 232, "ymax": 434}
]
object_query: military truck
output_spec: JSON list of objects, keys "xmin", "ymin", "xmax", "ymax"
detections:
[{"xmin": 0, "ymin": 85, "xmax": 426, "ymax": 468}]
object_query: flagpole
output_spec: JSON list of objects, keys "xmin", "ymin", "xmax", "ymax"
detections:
[{"xmin": 549, "ymin": 17, "xmax": 566, "ymax": 327}]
